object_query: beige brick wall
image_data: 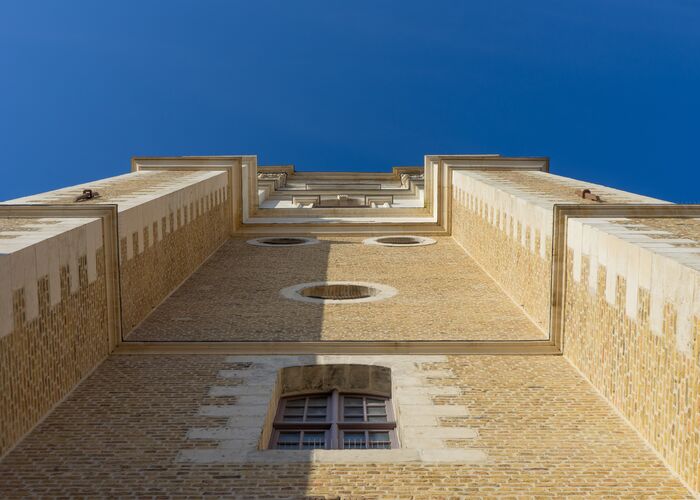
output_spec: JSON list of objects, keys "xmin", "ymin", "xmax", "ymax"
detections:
[
  {"xmin": 0, "ymin": 169, "xmax": 232, "ymax": 458},
  {"xmin": 0, "ymin": 246, "xmax": 109, "ymax": 457},
  {"xmin": 118, "ymin": 189, "xmax": 230, "ymax": 332},
  {"xmin": 451, "ymin": 177, "xmax": 551, "ymax": 331},
  {"xmin": 127, "ymin": 236, "xmax": 544, "ymax": 342},
  {"xmin": 564, "ymin": 251, "xmax": 700, "ymax": 492},
  {"xmin": 0, "ymin": 354, "xmax": 691, "ymax": 497}
]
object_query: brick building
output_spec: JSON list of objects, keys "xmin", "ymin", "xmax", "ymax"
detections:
[{"xmin": 1, "ymin": 155, "xmax": 698, "ymax": 497}]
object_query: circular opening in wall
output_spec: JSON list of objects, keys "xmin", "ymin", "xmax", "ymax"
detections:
[
  {"xmin": 300, "ymin": 284, "xmax": 376, "ymax": 300},
  {"xmin": 247, "ymin": 237, "xmax": 319, "ymax": 247},
  {"xmin": 280, "ymin": 281, "xmax": 398, "ymax": 304},
  {"xmin": 363, "ymin": 235, "xmax": 436, "ymax": 247}
]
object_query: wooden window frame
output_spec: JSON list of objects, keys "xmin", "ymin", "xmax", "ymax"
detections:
[{"xmin": 270, "ymin": 390, "xmax": 398, "ymax": 449}]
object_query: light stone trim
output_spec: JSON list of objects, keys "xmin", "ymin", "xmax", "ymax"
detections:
[
  {"xmin": 279, "ymin": 281, "xmax": 398, "ymax": 304},
  {"xmin": 178, "ymin": 355, "xmax": 484, "ymax": 465},
  {"xmin": 550, "ymin": 204, "xmax": 700, "ymax": 354},
  {"xmin": 363, "ymin": 235, "xmax": 437, "ymax": 247},
  {"xmin": 0, "ymin": 204, "xmax": 121, "ymax": 347}
]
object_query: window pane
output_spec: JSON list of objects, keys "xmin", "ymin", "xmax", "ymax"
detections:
[
  {"xmin": 305, "ymin": 416, "xmax": 326, "ymax": 422},
  {"xmin": 368, "ymin": 431, "xmax": 391, "ymax": 449},
  {"xmin": 307, "ymin": 397, "xmax": 328, "ymax": 407},
  {"xmin": 282, "ymin": 416, "xmax": 303, "ymax": 422},
  {"xmin": 343, "ymin": 432, "xmax": 366, "ymax": 449},
  {"xmin": 366, "ymin": 398, "xmax": 385, "ymax": 405},
  {"xmin": 367, "ymin": 406, "xmax": 386, "ymax": 416},
  {"xmin": 276, "ymin": 432, "xmax": 300, "ymax": 449},
  {"xmin": 367, "ymin": 415, "xmax": 388, "ymax": 422},
  {"xmin": 307, "ymin": 407, "xmax": 327, "ymax": 416},
  {"xmin": 343, "ymin": 397, "xmax": 363, "ymax": 407},
  {"xmin": 344, "ymin": 416, "xmax": 364, "ymax": 422},
  {"xmin": 278, "ymin": 432, "xmax": 301, "ymax": 442},
  {"xmin": 284, "ymin": 407, "xmax": 305, "ymax": 416},
  {"xmin": 286, "ymin": 399, "xmax": 306, "ymax": 407},
  {"xmin": 302, "ymin": 432, "xmax": 326, "ymax": 449},
  {"xmin": 344, "ymin": 407, "xmax": 363, "ymax": 416}
]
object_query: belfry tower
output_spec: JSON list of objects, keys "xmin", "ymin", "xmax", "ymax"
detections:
[{"xmin": 1, "ymin": 155, "xmax": 699, "ymax": 497}]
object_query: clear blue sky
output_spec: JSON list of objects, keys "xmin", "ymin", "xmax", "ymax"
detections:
[{"xmin": 1, "ymin": 1, "xmax": 698, "ymax": 202}]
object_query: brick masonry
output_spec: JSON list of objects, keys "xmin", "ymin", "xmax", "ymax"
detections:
[
  {"xmin": 451, "ymin": 185, "xmax": 551, "ymax": 331},
  {"xmin": 119, "ymin": 187, "xmax": 230, "ymax": 332},
  {"xmin": 0, "ymin": 247, "xmax": 109, "ymax": 457},
  {"xmin": 0, "ymin": 354, "xmax": 691, "ymax": 498},
  {"xmin": 564, "ymin": 252, "xmax": 700, "ymax": 491},
  {"xmin": 127, "ymin": 236, "xmax": 545, "ymax": 342}
]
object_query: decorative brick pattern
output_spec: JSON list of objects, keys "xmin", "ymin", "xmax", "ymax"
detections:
[
  {"xmin": 119, "ymin": 190, "xmax": 230, "ymax": 332},
  {"xmin": 0, "ymin": 354, "xmax": 691, "ymax": 497},
  {"xmin": 0, "ymin": 247, "xmax": 109, "ymax": 457},
  {"xmin": 452, "ymin": 195, "xmax": 551, "ymax": 331},
  {"xmin": 564, "ymin": 252, "xmax": 700, "ymax": 492}
]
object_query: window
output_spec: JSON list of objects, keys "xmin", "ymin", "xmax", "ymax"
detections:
[{"xmin": 270, "ymin": 391, "xmax": 397, "ymax": 450}]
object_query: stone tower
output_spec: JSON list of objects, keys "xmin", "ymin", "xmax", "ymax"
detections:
[{"xmin": 1, "ymin": 155, "xmax": 699, "ymax": 497}]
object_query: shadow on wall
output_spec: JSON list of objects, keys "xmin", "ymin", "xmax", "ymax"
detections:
[
  {"xmin": 125, "ymin": 235, "xmax": 547, "ymax": 342},
  {"xmin": 127, "ymin": 237, "xmax": 332, "ymax": 341}
]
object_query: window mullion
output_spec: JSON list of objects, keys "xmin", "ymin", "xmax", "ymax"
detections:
[{"xmin": 330, "ymin": 390, "xmax": 339, "ymax": 449}]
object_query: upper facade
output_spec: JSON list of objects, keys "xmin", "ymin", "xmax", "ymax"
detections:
[{"xmin": 1, "ymin": 154, "xmax": 699, "ymax": 494}]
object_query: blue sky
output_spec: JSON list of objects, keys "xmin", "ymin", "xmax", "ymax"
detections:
[{"xmin": 0, "ymin": 0, "xmax": 698, "ymax": 202}]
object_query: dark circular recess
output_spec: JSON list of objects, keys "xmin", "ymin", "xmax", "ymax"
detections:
[
  {"xmin": 298, "ymin": 284, "xmax": 378, "ymax": 300},
  {"xmin": 259, "ymin": 237, "xmax": 307, "ymax": 245},
  {"xmin": 375, "ymin": 236, "xmax": 422, "ymax": 245}
]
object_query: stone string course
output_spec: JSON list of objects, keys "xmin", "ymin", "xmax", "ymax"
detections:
[
  {"xmin": 0, "ymin": 247, "xmax": 109, "ymax": 457},
  {"xmin": 0, "ymin": 354, "xmax": 691, "ymax": 497},
  {"xmin": 564, "ymin": 251, "xmax": 700, "ymax": 492}
]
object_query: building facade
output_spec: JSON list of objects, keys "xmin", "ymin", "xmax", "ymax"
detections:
[{"xmin": 0, "ymin": 155, "xmax": 699, "ymax": 497}]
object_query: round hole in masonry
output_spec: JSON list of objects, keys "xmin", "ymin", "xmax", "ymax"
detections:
[
  {"xmin": 299, "ymin": 284, "xmax": 376, "ymax": 300},
  {"xmin": 362, "ymin": 235, "xmax": 436, "ymax": 247},
  {"xmin": 376, "ymin": 236, "xmax": 422, "ymax": 245},
  {"xmin": 280, "ymin": 281, "xmax": 398, "ymax": 304},
  {"xmin": 247, "ymin": 237, "xmax": 320, "ymax": 247}
]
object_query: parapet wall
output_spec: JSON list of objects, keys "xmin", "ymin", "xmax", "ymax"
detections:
[
  {"xmin": 115, "ymin": 171, "xmax": 230, "ymax": 331},
  {"xmin": 450, "ymin": 169, "xmax": 663, "ymax": 332},
  {"xmin": 451, "ymin": 171, "xmax": 553, "ymax": 331},
  {"xmin": 0, "ymin": 168, "xmax": 232, "ymax": 457},
  {"xmin": 563, "ymin": 216, "xmax": 700, "ymax": 491},
  {"xmin": 0, "ymin": 216, "xmax": 110, "ymax": 456},
  {"xmin": 450, "ymin": 168, "xmax": 699, "ymax": 491}
]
